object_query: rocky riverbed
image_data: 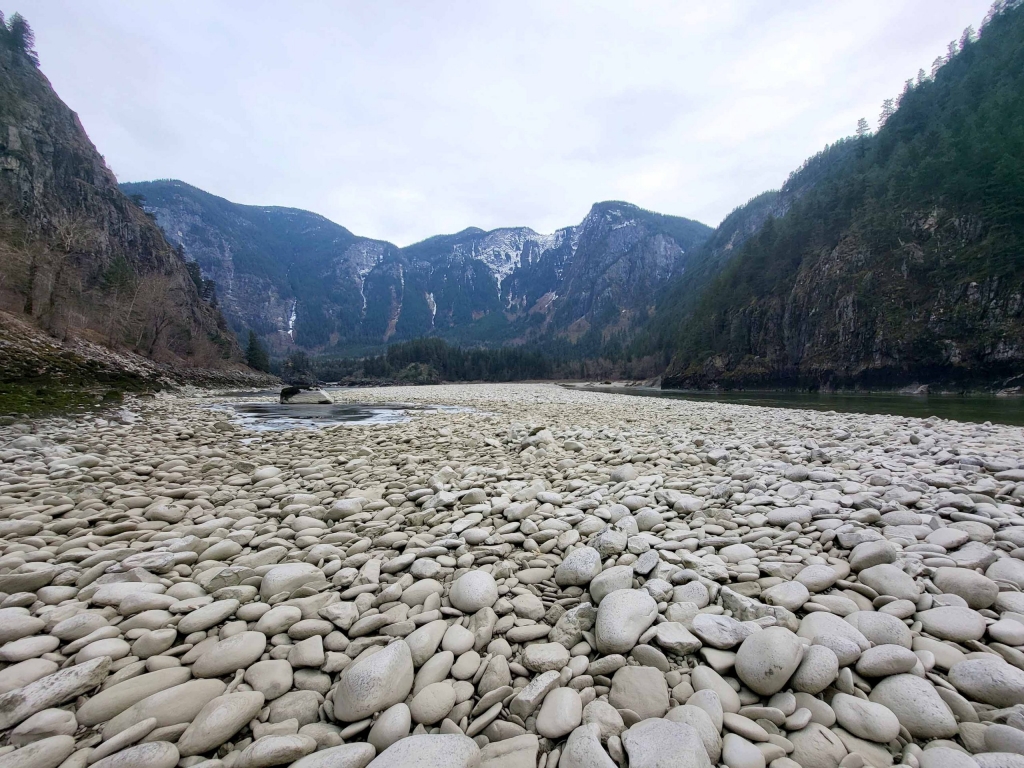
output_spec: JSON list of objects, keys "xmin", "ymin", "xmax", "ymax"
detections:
[{"xmin": 1, "ymin": 383, "xmax": 1024, "ymax": 768}]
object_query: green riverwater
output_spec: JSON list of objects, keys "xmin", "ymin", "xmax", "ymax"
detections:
[{"xmin": 584, "ymin": 387, "xmax": 1024, "ymax": 427}]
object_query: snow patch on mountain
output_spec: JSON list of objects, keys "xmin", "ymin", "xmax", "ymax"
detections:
[
  {"xmin": 462, "ymin": 227, "xmax": 565, "ymax": 292},
  {"xmin": 426, "ymin": 291, "xmax": 436, "ymax": 328},
  {"xmin": 343, "ymin": 241, "xmax": 388, "ymax": 314}
]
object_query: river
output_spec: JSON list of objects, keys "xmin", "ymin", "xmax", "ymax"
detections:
[{"xmin": 578, "ymin": 386, "xmax": 1024, "ymax": 427}]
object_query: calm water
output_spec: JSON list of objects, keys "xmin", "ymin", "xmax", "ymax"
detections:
[
  {"xmin": 583, "ymin": 387, "xmax": 1024, "ymax": 427},
  {"xmin": 228, "ymin": 402, "xmax": 418, "ymax": 430},
  {"xmin": 211, "ymin": 395, "xmax": 466, "ymax": 431}
]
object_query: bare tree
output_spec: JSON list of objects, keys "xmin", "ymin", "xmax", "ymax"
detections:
[
  {"xmin": 40, "ymin": 211, "xmax": 99, "ymax": 334},
  {"xmin": 130, "ymin": 274, "xmax": 187, "ymax": 357}
]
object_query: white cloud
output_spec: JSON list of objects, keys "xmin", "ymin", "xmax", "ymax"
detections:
[{"xmin": 26, "ymin": 0, "xmax": 992, "ymax": 244}]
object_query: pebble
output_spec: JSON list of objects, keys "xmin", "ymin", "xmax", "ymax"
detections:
[
  {"xmin": 723, "ymin": 732, "xmax": 766, "ymax": 768},
  {"xmin": 192, "ymin": 631, "xmax": 267, "ymax": 678},
  {"xmin": 176, "ymin": 691, "xmax": 266, "ymax": 756},
  {"xmin": 536, "ymin": 686, "xmax": 583, "ymax": 739},
  {"xmin": 622, "ymin": 718, "xmax": 713, "ymax": 768},
  {"xmin": 920, "ymin": 748, "xmax": 981, "ymax": 768},
  {"xmin": 858, "ymin": 564, "xmax": 919, "ymax": 601},
  {"xmin": 0, "ymin": 735, "xmax": 75, "ymax": 768},
  {"xmin": 562, "ymin": 723, "xmax": 618, "ymax": 768},
  {"xmin": 947, "ymin": 658, "xmax": 1024, "ymax": 707},
  {"xmin": 291, "ymin": 743, "xmax": 377, "ymax": 768},
  {"xmin": 789, "ymin": 644, "xmax": 839, "ymax": 693},
  {"xmin": 855, "ymin": 644, "xmax": 919, "ymax": 677},
  {"xmin": 332, "ymin": 640, "xmax": 414, "ymax": 721},
  {"xmin": 788, "ymin": 722, "xmax": 848, "ymax": 768},
  {"xmin": 101, "ymin": 679, "xmax": 226, "ymax": 739},
  {"xmin": 932, "ymin": 568, "xmax": 999, "ymax": 609},
  {"xmin": 609, "ymin": 665, "xmax": 669, "ymax": 720},
  {"xmin": 0, "ymin": 656, "xmax": 111, "ymax": 730},
  {"xmin": 90, "ymin": 741, "xmax": 179, "ymax": 768},
  {"xmin": 595, "ymin": 588, "xmax": 657, "ymax": 653},
  {"xmin": 409, "ymin": 682, "xmax": 456, "ymax": 725},
  {"xmin": 734, "ymin": 627, "xmax": 804, "ymax": 695},
  {"xmin": 917, "ymin": 606, "xmax": 987, "ymax": 642},
  {"xmin": 448, "ymin": 571, "xmax": 497, "ymax": 613},
  {"xmin": 831, "ymin": 692, "xmax": 901, "ymax": 743},
  {"xmin": 666, "ymin": 705, "xmax": 723, "ymax": 763},
  {"xmin": 555, "ymin": 547, "xmax": 603, "ymax": 586},
  {"xmin": 76, "ymin": 668, "xmax": 192, "ymax": 726},
  {"xmin": 868, "ymin": 674, "xmax": 958, "ymax": 739},
  {"xmin": 8, "ymin": 708, "xmax": 77, "ymax": 746},
  {"xmin": 367, "ymin": 703, "xmax": 411, "ymax": 753},
  {"xmin": 366, "ymin": 733, "xmax": 480, "ymax": 767},
  {"xmin": 235, "ymin": 734, "xmax": 316, "ymax": 768},
  {"xmin": 478, "ymin": 734, "xmax": 539, "ymax": 768},
  {"xmin": 4, "ymin": 383, "xmax": 1024, "ymax": 766}
]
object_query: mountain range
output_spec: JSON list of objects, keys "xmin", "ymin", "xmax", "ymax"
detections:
[
  {"xmin": 3, "ymin": 1, "xmax": 1023, "ymax": 394},
  {"xmin": 120, "ymin": 180, "xmax": 713, "ymax": 354}
]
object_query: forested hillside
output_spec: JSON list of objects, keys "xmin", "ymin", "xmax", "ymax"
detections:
[
  {"xmin": 657, "ymin": 0, "xmax": 1024, "ymax": 390},
  {"xmin": 0, "ymin": 13, "xmax": 253, "ymax": 391}
]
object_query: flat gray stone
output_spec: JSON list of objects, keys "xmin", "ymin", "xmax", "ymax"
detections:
[
  {"xmin": 366, "ymin": 733, "xmax": 480, "ymax": 768},
  {"xmin": 948, "ymin": 658, "xmax": 1024, "ymax": 708},
  {"xmin": 292, "ymin": 743, "xmax": 377, "ymax": 768},
  {"xmin": 562, "ymin": 723, "xmax": 617, "ymax": 768},
  {"xmin": 622, "ymin": 718, "xmax": 713, "ymax": 768},
  {"xmin": 595, "ymin": 589, "xmax": 657, "ymax": 654},
  {"xmin": 0, "ymin": 656, "xmax": 110, "ymax": 730},
  {"xmin": 734, "ymin": 627, "xmax": 803, "ymax": 695},
  {"xmin": 609, "ymin": 665, "xmax": 669, "ymax": 720},
  {"xmin": 868, "ymin": 674, "xmax": 957, "ymax": 739},
  {"xmin": 176, "ymin": 691, "xmax": 266, "ymax": 756},
  {"xmin": 332, "ymin": 640, "xmax": 414, "ymax": 721}
]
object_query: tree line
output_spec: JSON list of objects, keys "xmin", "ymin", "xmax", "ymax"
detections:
[{"xmin": 655, "ymin": 0, "xmax": 1024, "ymax": 382}]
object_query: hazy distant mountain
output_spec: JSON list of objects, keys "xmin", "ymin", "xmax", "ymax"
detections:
[{"xmin": 121, "ymin": 180, "xmax": 713, "ymax": 353}]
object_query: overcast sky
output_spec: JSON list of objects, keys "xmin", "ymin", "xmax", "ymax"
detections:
[{"xmin": 24, "ymin": 0, "xmax": 990, "ymax": 246}]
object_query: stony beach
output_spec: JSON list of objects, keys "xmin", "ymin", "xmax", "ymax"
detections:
[{"xmin": 1, "ymin": 382, "xmax": 1024, "ymax": 768}]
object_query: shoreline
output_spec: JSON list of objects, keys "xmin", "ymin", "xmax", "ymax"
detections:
[
  {"xmin": 2, "ymin": 383, "xmax": 1024, "ymax": 767},
  {"xmin": 561, "ymin": 381, "xmax": 1024, "ymax": 397}
]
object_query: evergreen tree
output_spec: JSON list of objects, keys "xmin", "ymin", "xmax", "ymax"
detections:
[
  {"xmin": 5, "ymin": 13, "xmax": 39, "ymax": 65},
  {"xmin": 878, "ymin": 98, "xmax": 896, "ymax": 128},
  {"xmin": 960, "ymin": 25, "xmax": 976, "ymax": 50},
  {"xmin": 898, "ymin": 79, "xmax": 913, "ymax": 105},
  {"xmin": 245, "ymin": 331, "xmax": 270, "ymax": 372}
]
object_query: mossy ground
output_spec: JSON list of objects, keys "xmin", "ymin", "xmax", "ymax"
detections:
[{"xmin": 0, "ymin": 377, "xmax": 152, "ymax": 417}]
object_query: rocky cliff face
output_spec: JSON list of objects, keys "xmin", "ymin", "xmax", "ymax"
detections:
[
  {"xmin": 121, "ymin": 181, "xmax": 713, "ymax": 351},
  {"xmin": 666, "ymin": 211, "xmax": 1024, "ymax": 390},
  {"xmin": 0, "ymin": 32, "xmax": 242, "ymax": 376}
]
